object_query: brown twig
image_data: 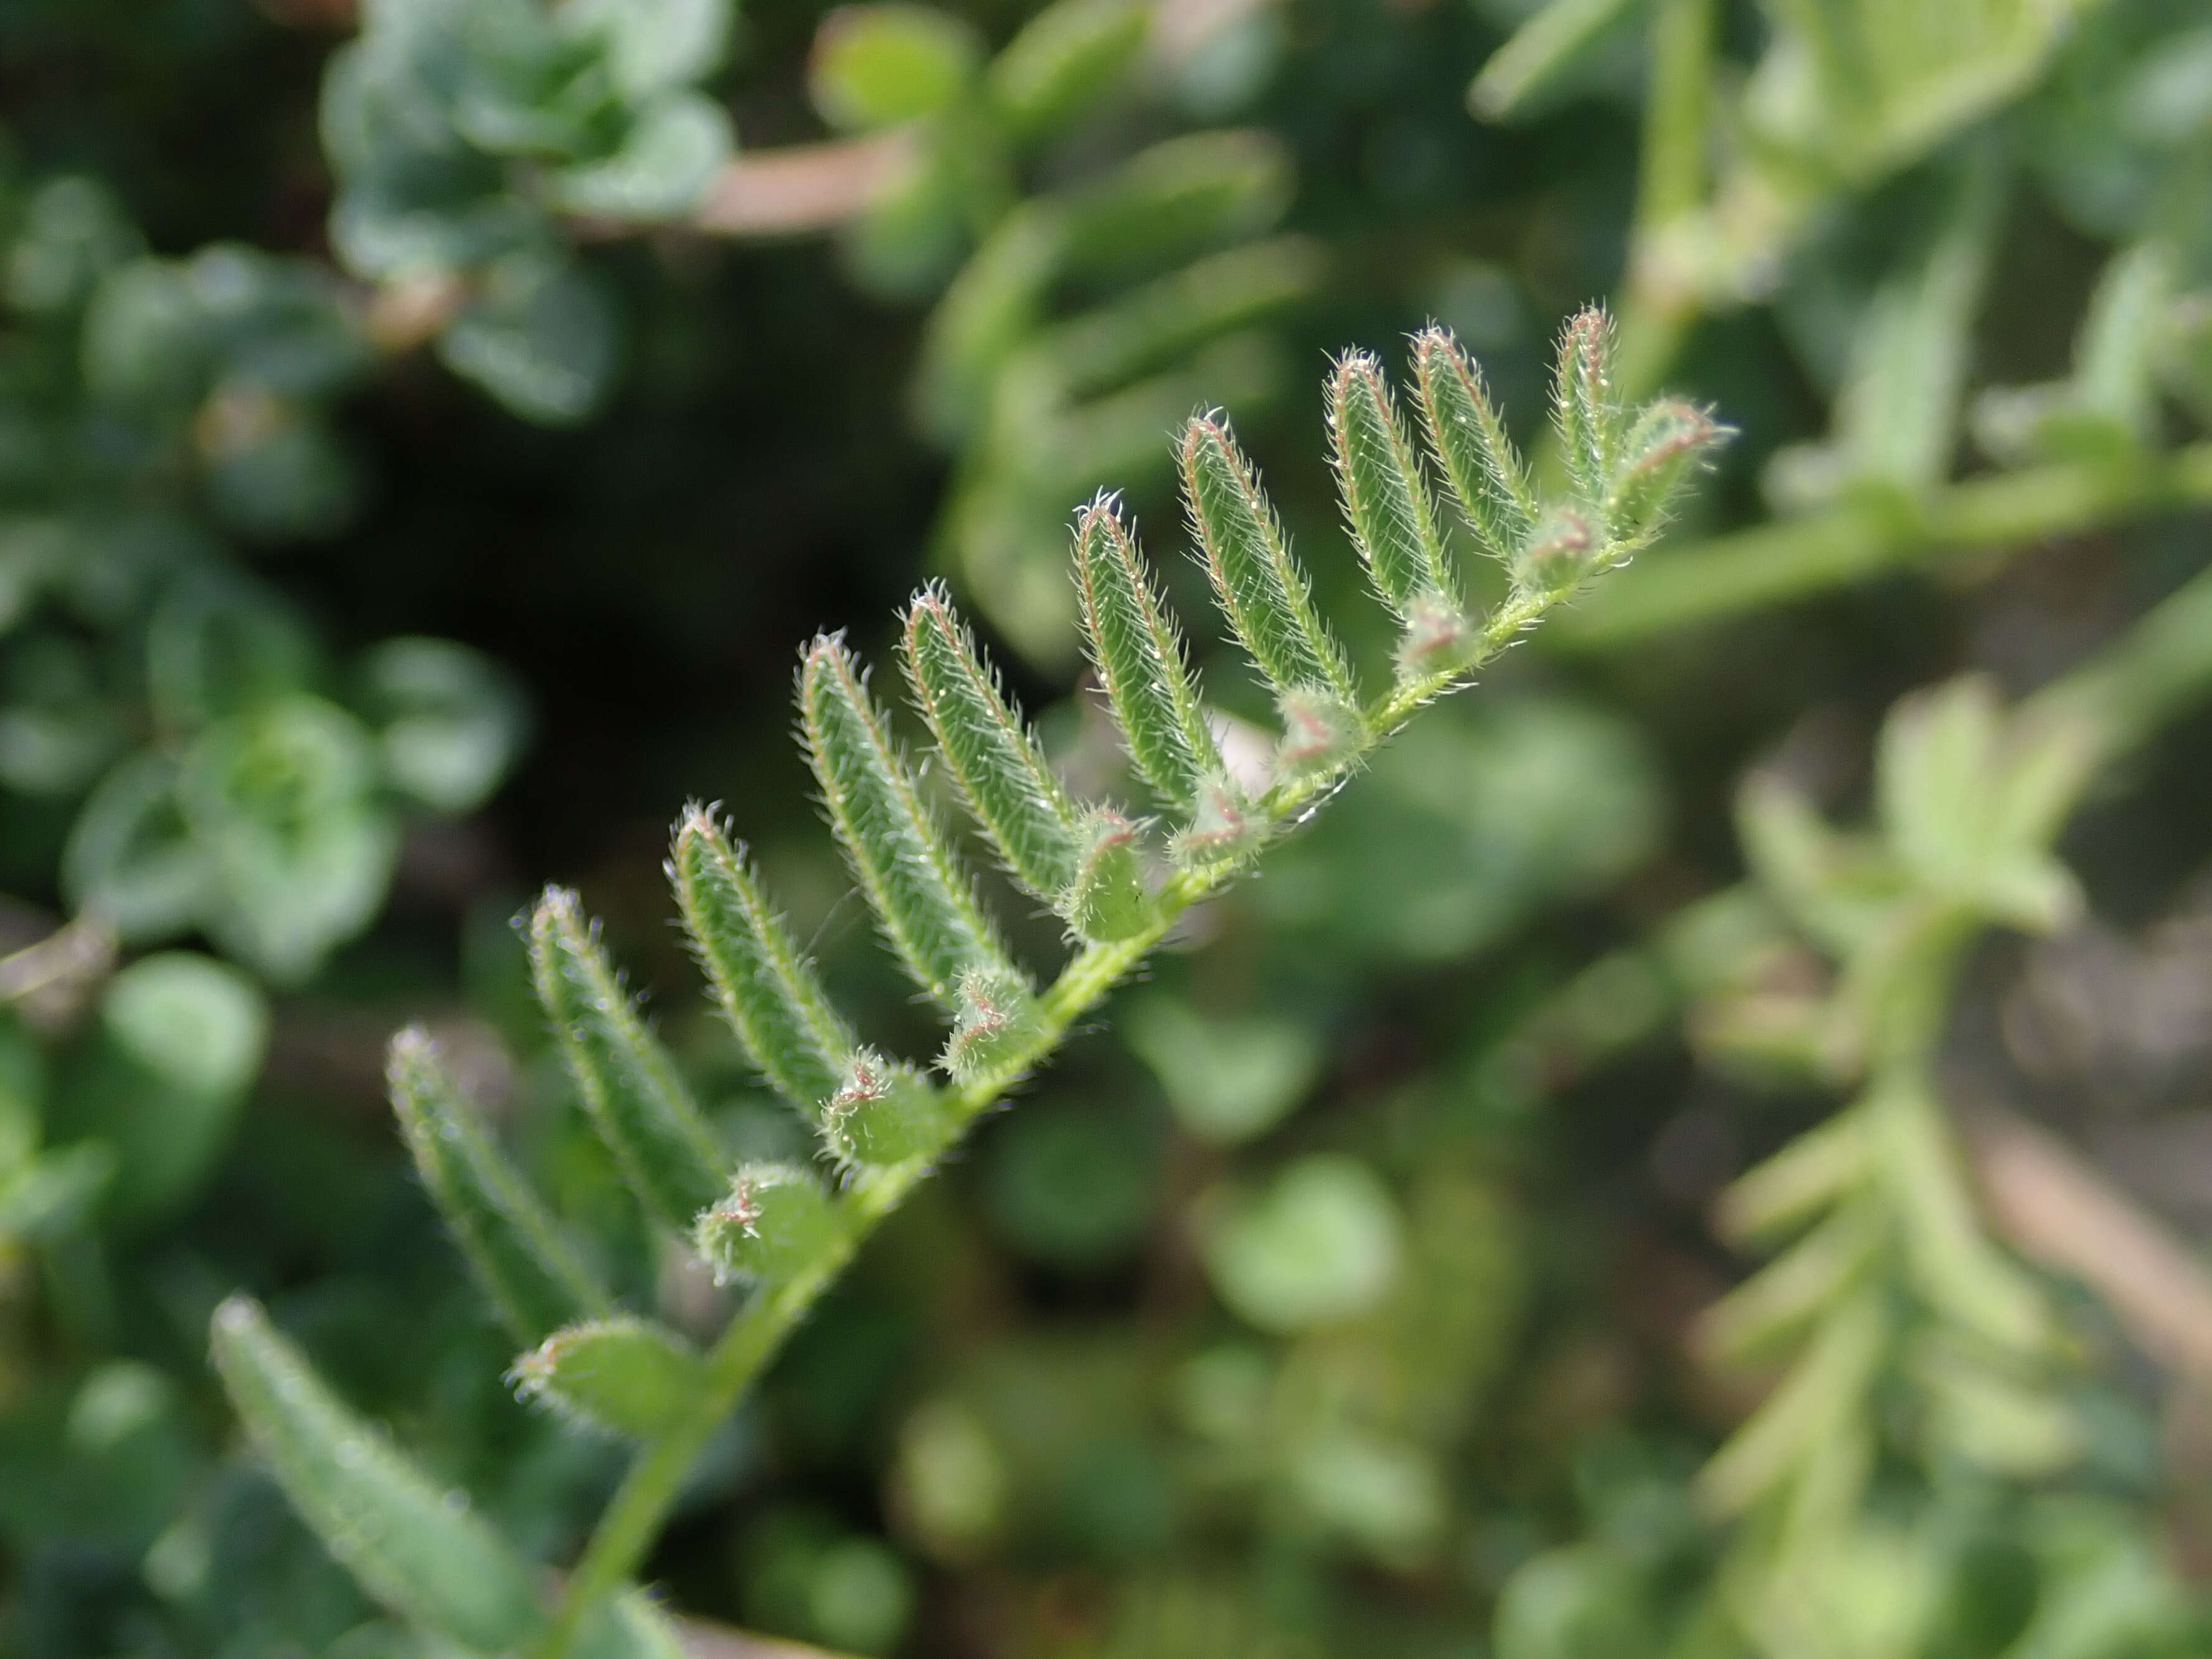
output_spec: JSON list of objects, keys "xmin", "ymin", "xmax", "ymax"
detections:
[
  {"xmin": 690, "ymin": 135, "xmax": 912, "ymax": 239},
  {"xmin": 670, "ymin": 1615, "xmax": 847, "ymax": 1659},
  {"xmin": 1962, "ymin": 1099, "xmax": 2212, "ymax": 1382},
  {"xmin": 0, "ymin": 910, "xmax": 116, "ymax": 1030}
]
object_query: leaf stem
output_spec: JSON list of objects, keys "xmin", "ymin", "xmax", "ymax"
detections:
[{"xmin": 543, "ymin": 922, "xmax": 1168, "ymax": 1654}]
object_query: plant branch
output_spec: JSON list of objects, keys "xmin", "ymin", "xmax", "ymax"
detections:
[
  {"xmin": 1554, "ymin": 441, "xmax": 2212, "ymax": 648},
  {"xmin": 1503, "ymin": 543, "xmax": 2212, "ymax": 1110},
  {"xmin": 1614, "ymin": 0, "xmax": 1714, "ymax": 401},
  {"xmin": 554, "ymin": 471, "xmax": 2212, "ymax": 1653},
  {"xmin": 546, "ymin": 935, "xmax": 1175, "ymax": 1653}
]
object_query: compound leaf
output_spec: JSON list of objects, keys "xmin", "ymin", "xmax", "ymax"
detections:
[
  {"xmin": 511, "ymin": 1316, "xmax": 709, "ymax": 1439},
  {"xmin": 1328, "ymin": 347, "xmax": 1456, "ymax": 617},
  {"xmin": 1413, "ymin": 324, "xmax": 1537, "ymax": 566}
]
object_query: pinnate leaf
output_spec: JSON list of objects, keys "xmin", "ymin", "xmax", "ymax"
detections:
[
  {"xmin": 942, "ymin": 964, "xmax": 1044, "ymax": 1082},
  {"xmin": 902, "ymin": 585, "xmax": 1084, "ymax": 903},
  {"xmin": 1553, "ymin": 306, "xmax": 1618, "ymax": 510},
  {"xmin": 822, "ymin": 1048, "xmax": 957, "ymax": 1166},
  {"xmin": 1606, "ymin": 397, "xmax": 1724, "ymax": 539},
  {"xmin": 1171, "ymin": 772, "xmax": 1265, "ymax": 869},
  {"xmin": 1066, "ymin": 807, "xmax": 1153, "ymax": 940},
  {"xmin": 1413, "ymin": 325, "xmax": 1536, "ymax": 567},
  {"xmin": 695, "ymin": 1161, "xmax": 844, "ymax": 1287},
  {"xmin": 512, "ymin": 1316, "xmax": 708, "ymax": 1439}
]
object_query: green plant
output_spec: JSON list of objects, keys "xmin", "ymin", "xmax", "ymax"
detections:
[
  {"xmin": 0, "ymin": 165, "xmax": 527, "ymax": 989},
  {"xmin": 1473, "ymin": 0, "xmax": 2145, "ymax": 374},
  {"xmin": 1671, "ymin": 571, "xmax": 2212, "ymax": 1657},
  {"xmin": 0, "ymin": 151, "xmax": 534, "ymax": 1657},
  {"xmin": 209, "ymin": 310, "xmax": 1725, "ymax": 1652},
  {"xmin": 0, "ymin": 159, "xmax": 525, "ymax": 1279},
  {"xmin": 1458, "ymin": 531, "xmax": 2212, "ymax": 1659},
  {"xmin": 323, "ymin": 0, "xmax": 736, "ymax": 422},
  {"xmin": 1480, "ymin": 0, "xmax": 2212, "ymax": 646},
  {"xmin": 16, "ymin": 1, "xmax": 2212, "ymax": 1653},
  {"xmin": 1688, "ymin": 681, "xmax": 2125, "ymax": 1656}
]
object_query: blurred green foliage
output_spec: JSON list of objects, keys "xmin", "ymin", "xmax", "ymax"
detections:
[
  {"xmin": 325, "ymin": 0, "xmax": 735, "ymax": 418},
  {"xmin": 6, "ymin": 0, "xmax": 2212, "ymax": 1656}
]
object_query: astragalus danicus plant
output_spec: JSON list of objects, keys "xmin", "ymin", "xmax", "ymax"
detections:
[{"xmin": 210, "ymin": 311, "xmax": 1725, "ymax": 1655}]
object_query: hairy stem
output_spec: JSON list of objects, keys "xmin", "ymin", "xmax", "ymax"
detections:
[
  {"xmin": 542, "ymin": 933, "xmax": 1160, "ymax": 1655},
  {"xmin": 1556, "ymin": 442, "xmax": 2212, "ymax": 646}
]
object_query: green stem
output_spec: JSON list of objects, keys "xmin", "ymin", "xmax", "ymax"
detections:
[
  {"xmin": 541, "ymin": 935, "xmax": 1161, "ymax": 1657},
  {"xmin": 1555, "ymin": 442, "xmax": 2212, "ymax": 647},
  {"xmin": 1614, "ymin": 0, "xmax": 1713, "ymax": 401},
  {"xmin": 539, "ymin": 569, "xmax": 1566, "ymax": 1654}
]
